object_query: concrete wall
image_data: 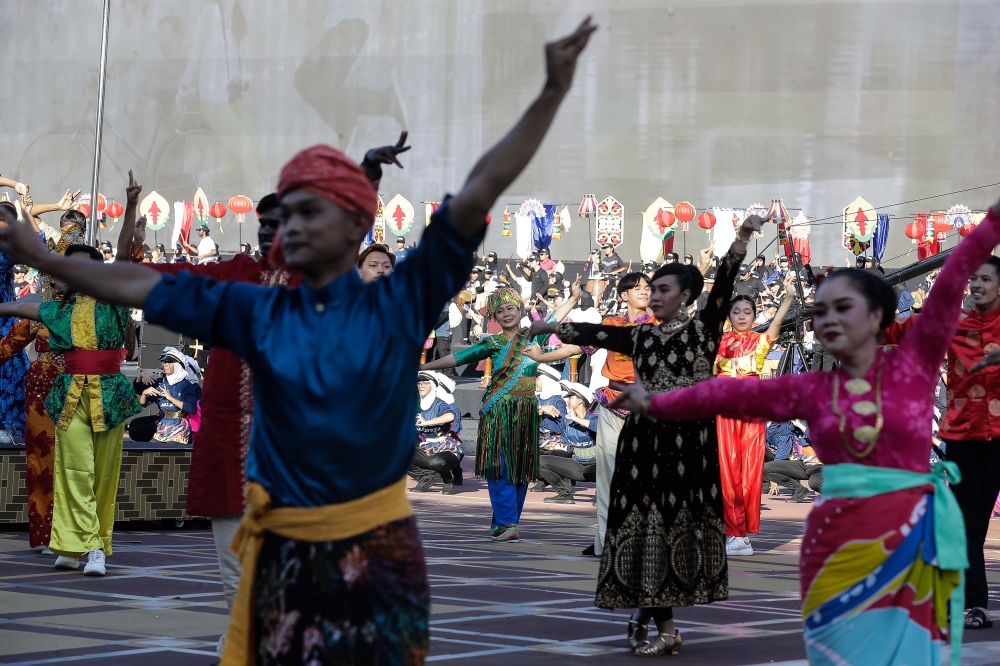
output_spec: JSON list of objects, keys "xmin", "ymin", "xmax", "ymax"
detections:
[{"xmin": 2, "ymin": 0, "xmax": 998, "ymax": 265}]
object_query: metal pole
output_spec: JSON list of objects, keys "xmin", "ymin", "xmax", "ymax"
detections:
[{"xmin": 87, "ymin": 0, "xmax": 111, "ymax": 247}]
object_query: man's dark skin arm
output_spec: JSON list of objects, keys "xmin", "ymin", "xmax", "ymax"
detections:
[{"xmin": 116, "ymin": 170, "xmax": 142, "ymax": 260}]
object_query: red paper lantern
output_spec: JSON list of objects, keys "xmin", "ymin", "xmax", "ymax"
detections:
[
  {"xmin": 96, "ymin": 194, "xmax": 107, "ymax": 213},
  {"xmin": 209, "ymin": 202, "xmax": 227, "ymax": 223},
  {"xmin": 77, "ymin": 203, "xmax": 91, "ymax": 218},
  {"xmin": 228, "ymin": 195, "xmax": 254, "ymax": 223},
  {"xmin": 697, "ymin": 211, "xmax": 716, "ymax": 233},
  {"xmin": 674, "ymin": 201, "xmax": 696, "ymax": 223},
  {"xmin": 105, "ymin": 201, "xmax": 124, "ymax": 222},
  {"xmin": 930, "ymin": 211, "xmax": 950, "ymax": 241},
  {"xmin": 904, "ymin": 217, "xmax": 926, "ymax": 244}
]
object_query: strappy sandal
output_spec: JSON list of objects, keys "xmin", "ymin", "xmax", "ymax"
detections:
[
  {"xmin": 965, "ymin": 607, "xmax": 994, "ymax": 629},
  {"xmin": 634, "ymin": 631, "xmax": 682, "ymax": 657},
  {"xmin": 627, "ymin": 614, "xmax": 650, "ymax": 651}
]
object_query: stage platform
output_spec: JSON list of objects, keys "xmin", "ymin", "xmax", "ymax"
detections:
[{"xmin": 0, "ymin": 440, "xmax": 192, "ymax": 526}]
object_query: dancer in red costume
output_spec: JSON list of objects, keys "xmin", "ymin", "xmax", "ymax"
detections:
[{"xmin": 715, "ymin": 271, "xmax": 796, "ymax": 556}]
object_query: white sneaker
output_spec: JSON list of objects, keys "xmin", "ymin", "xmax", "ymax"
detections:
[
  {"xmin": 726, "ymin": 536, "xmax": 754, "ymax": 556},
  {"xmin": 54, "ymin": 555, "xmax": 80, "ymax": 570},
  {"xmin": 41, "ymin": 547, "xmax": 54, "ymax": 555},
  {"xmin": 83, "ymin": 549, "xmax": 106, "ymax": 576},
  {"xmin": 0, "ymin": 429, "xmax": 14, "ymax": 445},
  {"xmin": 217, "ymin": 634, "xmax": 226, "ymax": 658}
]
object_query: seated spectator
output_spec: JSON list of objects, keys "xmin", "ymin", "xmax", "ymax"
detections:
[
  {"xmin": 764, "ymin": 438, "xmax": 822, "ymax": 503},
  {"xmin": 538, "ymin": 382, "xmax": 598, "ymax": 504},
  {"xmin": 664, "ymin": 253, "xmax": 679, "ymax": 264},
  {"xmin": 765, "ymin": 420, "xmax": 808, "ymax": 461},
  {"xmin": 136, "ymin": 348, "xmax": 202, "ymax": 446},
  {"xmin": 684, "ymin": 254, "xmax": 694, "ymax": 266},
  {"xmin": 409, "ymin": 372, "xmax": 464, "ymax": 495},
  {"xmin": 535, "ymin": 364, "xmax": 568, "ymax": 459},
  {"xmin": 172, "ymin": 243, "xmax": 189, "ymax": 263}
]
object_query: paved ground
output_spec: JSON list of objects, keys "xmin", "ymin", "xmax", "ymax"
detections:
[{"xmin": 3, "ymin": 471, "xmax": 1000, "ymax": 665}]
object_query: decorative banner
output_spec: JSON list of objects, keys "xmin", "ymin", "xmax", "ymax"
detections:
[
  {"xmin": 502, "ymin": 205, "xmax": 512, "ymax": 237},
  {"xmin": 745, "ymin": 202, "xmax": 768, "ymax": 219},
  {"xmin": 639, "ymin": 214, "xmax": 664, "ymax": 263},
  {"xmin": 374, "ymin": 195, "xmax": 385, "ymax": 244},
  {"xmin": 873, "ymin": 214, "xmax": 889, "ymax": 261},
  {"xmin": 533, "ymin": 202, "xmax": 557, "ymax": 251},
  {"xmin": 710, "ymin": 208, "xmax": 736, "ymax": 257},
  {"xmin": 843, "ymin": 196, "xmax": 877, "ymax": 243},
  {"xmin": 553, "ymin": 205, "xmax": 572, "ymax": 239},
  {"xmin": 596, "ymin": 196, "xmax": 624, "ymax": 247},
  {"xmin": 385, "ymin": 194, "xmax": 414, "ymax": 236},
  {"xmin": 579, "ymin": 194, "xmax": 598, "ymax": 221},
  {"xmin": 766, "ymin": 199, "xmax": 792, "ymax": 255},
  {"xmin": 424, "ymin": 201, "xmax": 441, "ymax": 227},
  {"xmin": 140, "ymin": 191, "xmax": 170, "ymax": 230},
  {"xmin": 789, "ymin": 211, "xmax": 812, "ymax": 265},
  {"xmin": 947, "ymin": 204, "xmax": 973, "ymax": 237},
  {"xmin": 961, "ymin": 211, "xmax": 987, "ymax": 237},
  {"xmin": 192, "ymin": 187, "xmax": 210, "ymax": 226},
  {"xmin": 172, "ymin": 200, "xmax": 194, "ymax": 248},
  {"xmin": 514, "ymin": 211, "xmax": 532, "ymax": 259},
  {"xmin": 643, "ymin": 198, "xmax": 675, "ymax": 240}
]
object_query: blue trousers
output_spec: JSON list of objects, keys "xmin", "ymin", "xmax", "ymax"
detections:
[{"xmin": 487, "ymin": 454, "xmax": 528, "ymax": 529}]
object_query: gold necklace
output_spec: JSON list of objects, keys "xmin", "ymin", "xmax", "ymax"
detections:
[{"xmin": 831, "ymin": 357, "xmax": 884, "ymax": 459}]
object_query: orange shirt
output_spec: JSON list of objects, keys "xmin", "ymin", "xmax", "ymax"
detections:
[{"xmin": 597, "ymin": 311, "xmax": 658, "ymax": 383}]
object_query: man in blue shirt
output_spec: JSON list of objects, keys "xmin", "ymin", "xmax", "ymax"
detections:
[{"xmin": 0, "ymin": 18, "xmax": 597, "ymax": 665}]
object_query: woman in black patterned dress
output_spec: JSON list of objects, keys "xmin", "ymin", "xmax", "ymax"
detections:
[{"xmin": 529, "ymin": 214, "xmax": 763, "ymax": 656}]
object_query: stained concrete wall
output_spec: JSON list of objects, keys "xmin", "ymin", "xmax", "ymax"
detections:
[{"xmin": 1, "ymin": 0, "xmax": 998, "ymax": 265}]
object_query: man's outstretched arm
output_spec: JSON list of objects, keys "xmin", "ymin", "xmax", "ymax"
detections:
[
  {"xmin": 0, "ymin": 205, "xmax": 160, "ymax": 309},
  {"xmin": 447, "ymin": 17, "xmax": 596, "ymax": 237}
]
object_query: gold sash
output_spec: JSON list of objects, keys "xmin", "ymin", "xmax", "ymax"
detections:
[{"xmin": 220, "ymin": 478, "xmax": 412, "ymax": 665}]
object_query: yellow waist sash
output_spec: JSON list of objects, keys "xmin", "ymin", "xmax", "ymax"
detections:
[{"xmin": 221, "ymin": 478, "xmax": 413, "ymax": 666}]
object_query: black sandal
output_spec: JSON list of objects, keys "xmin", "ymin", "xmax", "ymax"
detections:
[
  {"xmin": 965, "ymin": 607, "xmax": 994, "ymax": 629},
  {"xmin": 627, "ymin": 614, "xmax": 650, "ymax": 651},
  {"xmin": 634, "ymin": 631, "xmax": 682, "ymax": 657}
]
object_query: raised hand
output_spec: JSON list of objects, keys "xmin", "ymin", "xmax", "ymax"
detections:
[
  {"xmin": 362, "ymin": 132, "xmax": 411, "ymax": 184},
  {"xmin": 970, "ymin": 349, "xmax": 1000, "ymax": 374},
  {"xmin": 782, "ymin": 271, "xmax": 797, "ymax": 297},
  {"xmin": 544, "ymin": 16, "xmax": 597, "ymax": 93},
  {"xmin": 523, "ymin": 344, "xmax": 546, "ymax": 361},
  {"xmin": 56, "ymin": 189, "xmax": 82, "ymax": 210},
  {"xmin": 739, "ymin": 213, "xmax": 771, "ymax": 243},
  {"xmin": 570, "ymin": 274, "xmax": 582, "ymax": 299},
  {"xmin": 0, "ymin": 204, "xmax": 49, "ymax": 266},
  {"xmin": 125, "ymin": 170, "xmax": 142, "ymax": 205},
  {"xmin": 133, "ymin": 215, "xmax": 147, "ymax": 247},
  {"xmin": 13, "ymin": 182, "xmax": 28, "ymax": 197},
  {"xmin": 608, "ymin": 376, "xmax": 650, "ymax": 415}
]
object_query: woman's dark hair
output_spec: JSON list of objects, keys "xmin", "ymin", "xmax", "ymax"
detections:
[
  {"xmin": 822, "ymin": 268, "xmax": 898, "ymax": 330},
  {"xmin": 156, "ymin": 243, "xmax": 166, "ymax": 253},
  {"xmin": 579, "ymin": 291, "xmax": 595, "ymax": 310},
  {"xmin": 65, "ymin": 244, "xmax": 104, "ymax": 262},
  {"xmin": 616, "ymin": 272, "xmax": 652, "ymax": 297},
  {"xmin": 60, "ymin": 209, "xmax": 87, "ymax": 229},
  {"xmin": 729, "ymin": 294, "xmax": 757, "ymax": 316},
  {"xmin": 650, "ymin": 264, "xmax": 704, "ymax": 306}
]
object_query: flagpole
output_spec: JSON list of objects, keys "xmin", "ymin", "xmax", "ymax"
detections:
[{"xmin": 86, "ymin": 0, "xmax": 111, "ymax": 247}]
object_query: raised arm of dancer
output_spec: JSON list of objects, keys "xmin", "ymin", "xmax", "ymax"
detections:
[
  {"xmin": 898, "ymin": 199, "xmax": 1000, "ymax": 375},
  {"xmin": 116, "ymin": 170, "xmax": 143, "ymax": 261},
  {"xmin": 550, "ymin": 275, "xmax": 583, "ymax": 322},
  {"xmin": 524, "ymin": 344, "xmax": 583, "ymax": 363},
  {"xmin": 0, "ymin": 319, "xmax": 37, "ymax": 366},
  {"xmin": 28, "ymin": 189, "xmax": 81, "ymax": 218},
  {"xmin": 0, "ymin": 178, "xmax": 27, "ymax": 195},
  {"xmin": 446, "ymin": 17, "xmax": 596, "ymax": 237},
  {"xmin": 541, "ymin": 321, "xmax": 634, "ymax": 356},
  {"xmin": 361, "ymin": 132, "xmax": 411, "ymax": 190},
  {"xmin": 697, "ymin": 248, "xmax": 712, "ymax": 276},
  {"xmin": 0, "ymin": 300, "xmax": 41, "ymax": 322},
  {"xmin": 610, "ymin": 371, "xmax": 810, "ymax": 424},
  {"xmin": 765, "ymin": 272, "xmax": 798, "ymax": 342},
  {"xmin": 0, "ymin": 205, "xmax": 161, "ymax": 309},
  {"xmin": 700, "ymin": 216, "xmax": 765, "ymax": 336}
]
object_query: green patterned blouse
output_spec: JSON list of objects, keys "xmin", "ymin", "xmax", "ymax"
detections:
[{"xmin": 40, "ymin": 296, "xmax": 141, "ymax": 432}]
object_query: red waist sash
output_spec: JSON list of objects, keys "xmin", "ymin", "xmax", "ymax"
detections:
[{"xmin": 63, "ymin": 349, "xmax": 125, "ymax": 375}]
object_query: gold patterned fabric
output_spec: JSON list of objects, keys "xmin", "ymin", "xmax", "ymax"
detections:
[{"xmin": 559, "ymin": 243, "xmax": 745, "ymax": 609}]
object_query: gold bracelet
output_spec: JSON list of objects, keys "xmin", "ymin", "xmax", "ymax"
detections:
[{"xmin": 639, "ymin": 395, "xmax": 652, "ymax": 418}]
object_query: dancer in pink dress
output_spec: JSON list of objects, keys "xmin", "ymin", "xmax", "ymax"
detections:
[{"xmin": 609, "ymin": 199, "xmax": 1000, "ymax": 666}]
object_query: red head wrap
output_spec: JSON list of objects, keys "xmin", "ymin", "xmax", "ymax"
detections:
[{"xmin": 276, "ymin": 145, "xmax": 377, "ymax": 224}]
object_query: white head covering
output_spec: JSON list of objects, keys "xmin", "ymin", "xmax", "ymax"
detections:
[
  {"xmin": 536, "ymin": 364, "xmax": 561, "ymax": 399},
  {"xmin": 417, "ymin": 371, "xmax": 456, "ymax": 409},
  {"xmin": 159, "ymin": 347, "xmax": 189, "ymax": 386},
  {"xmin": 560, "ymin": 380, "xmax": 596, "ymax": 410}
]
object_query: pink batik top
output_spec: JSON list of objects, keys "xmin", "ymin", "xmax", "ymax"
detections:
[{"xmin": 649, "ymin": 208, "xmax": 1000, "ymax": 473}]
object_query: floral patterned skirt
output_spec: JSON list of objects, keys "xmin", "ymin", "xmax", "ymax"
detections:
[{"xmin": 254, "ymin": 516, "xmax": 430, "ymax": 666}]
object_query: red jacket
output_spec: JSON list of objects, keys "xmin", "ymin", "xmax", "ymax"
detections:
[
  {"xmin": 884, "ymin": 307, "xmax": 1000, "ymax": 441},
  {"xmin": 143, "ymin": 256, "xmax": 300, "ymax": 514}
]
